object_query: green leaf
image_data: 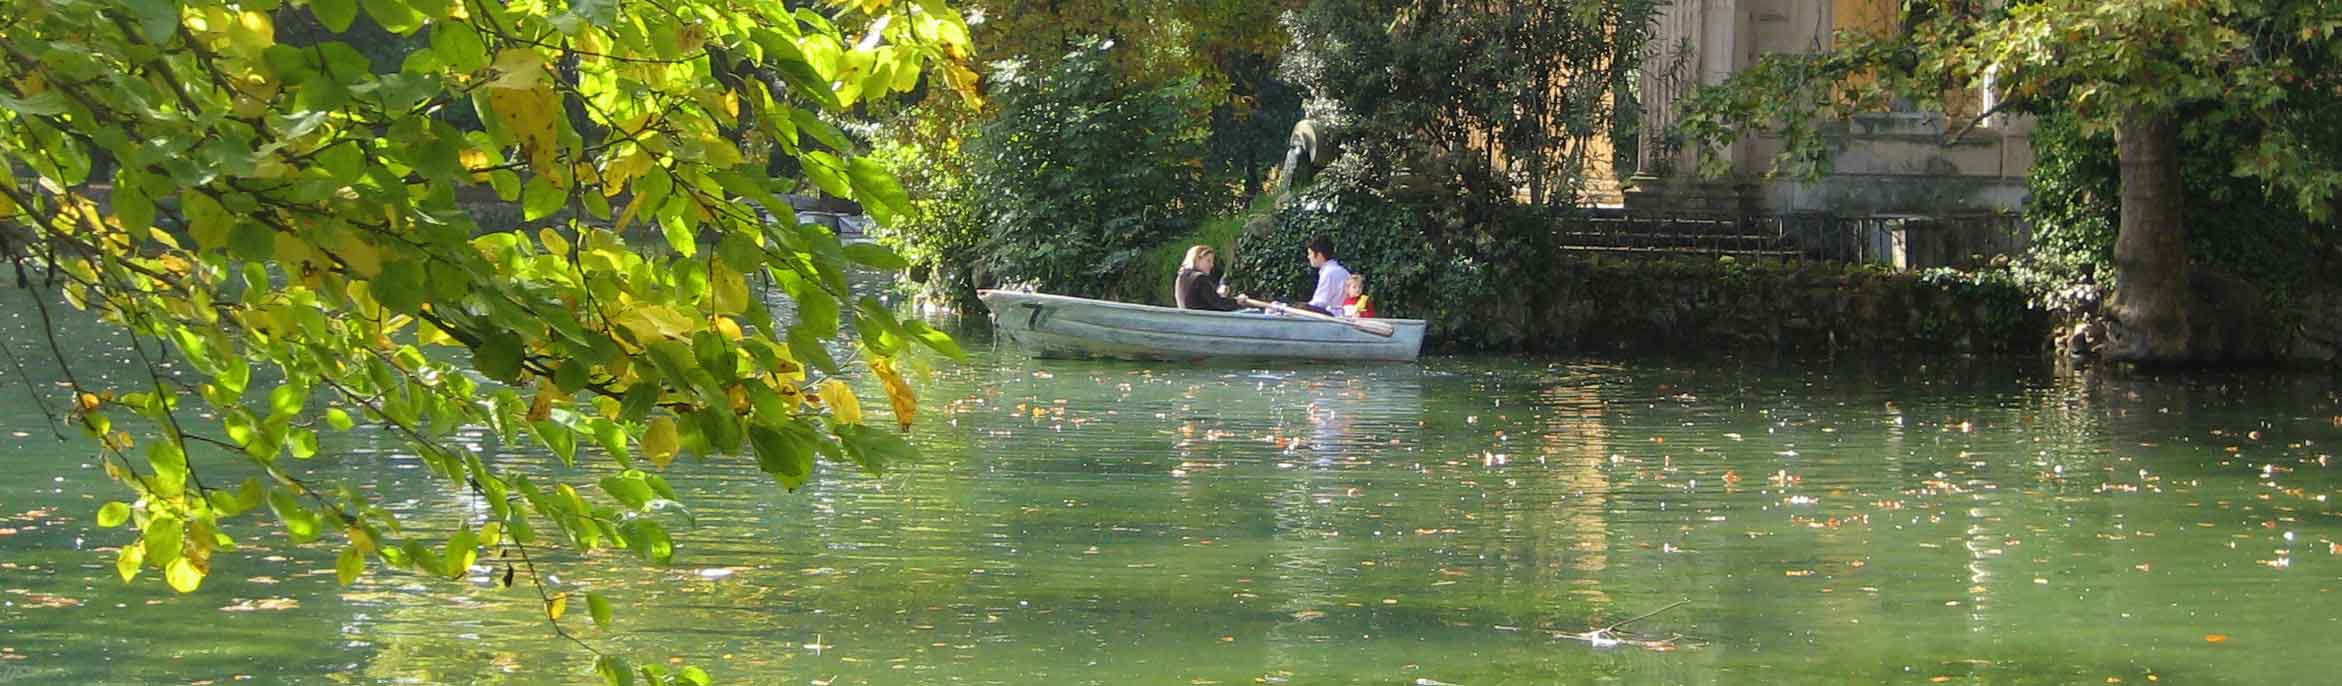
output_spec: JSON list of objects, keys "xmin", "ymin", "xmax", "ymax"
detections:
[
  {"xmin": 124, "ymin": 0, "xmax": 179, "ymax": 44},
  {"xmin": 533, "ymin": 420, "xmax": 579, "ymax": 467},
  {"xmin": 472, "ymin": 331, "xmax": 525, "ymax": 383},
  {"xmin": 554, "ymin": 358, "xmax": 591, "ymax": 393},
  {"xmin": 903, "ymin": 320, "xmax": 967, "ymax": 361},
  {"xmin": 787, "ymin": 324, "xmax": 840, "ymax": 375},
  {"xmin": 184, "ymin": 192, "xmax": 230, "ymax": 251},
  {"xmin": 783, "ymin": 274, "xmax": 840, "ymax": 336},
  {"xmin": 325, "ymin": 407, "xmax": 356, "ymax": 431},
  {"xmin": 143, "ymin": 515, "xmax": 183, "ymax": 564},
  {"xmin": 852, "ymin": 296, "xmax": 908, "ymax": 356},
  {"xmin": 429, "ymin": 21, "xmax": 489, "ymax": 72},
  {"xmin": 147, "ymin": 440, "xmax": 189, "ymax": 497},
  {"xmin": 835, "ymin": 423, "xmax": 914, "ymax": 474},
  {"xmin": 362, "ymin": 0, "xmax": 427, "ymax": 35},
  {"xmin": 800, "ymin": 151, "xmax": 853, "ymax": 198},
  {"xmin": 597, "ymin": 655, "xmax": 637, "ymax": 686},
  {"xmin": 523, "ymin": 176, "xmax": 567, "ymax": 222},
  {"xmin": 336, "ymin": 545, "xmax": 364, "ymax": 585},
  {"xmin": 114, "ymin": 181, "xmax": 156, "ymax": 233},
  {"xmin": 841, "ymin": 242, "xmax": 910, "ymax": 270},
  {"xmin": 791, "ymin": 109, "xmax": 851, "ymax": 152},
  {"xmin": 96, "ymin": 501, "xmax": 132, "ymax": 528},
  {"xmin": 312, "ymin": 0, "xmax": 359, "ymax": 32},
  {"xmin": 587, "ymin": 592, "xmax": 614, "ymax": 629},
  {"xmin": 270, "ymin": 383, "xmax": 309, "ymax": 418},
  {"xmin": 598, "ymin": 471, "xmax": 656, "ymax": 510},
  {"xmin": 442, "ymin": 527, "xmax": 479, "ymax": 578},
  {"xmin": 619, "ymin": 518, "xmax": 674, "ymax": 564},
  {"xmin": 845, "ymin": 156, "xmax": 911, "ymax": 226},
  {"xmin": 619, "ymin": 383, "xmax": 660, "ymax": 423},
  {"xmin": 267, "ymin": 489, "xmax": 324, "ymax": 543},
  {"xmin": 747, "ymin": 424, "xmax": 816, "ymax": 490}
]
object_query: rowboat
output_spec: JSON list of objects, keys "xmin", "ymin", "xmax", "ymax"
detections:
[{"xmin": 977, "ymin": 290, "xmax": 1427, "ymax": 362}]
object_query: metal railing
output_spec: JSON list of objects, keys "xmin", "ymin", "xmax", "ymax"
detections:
[{"xmin": 1546, "ymin": 210, "xmax": 2029, "ymax": 268}]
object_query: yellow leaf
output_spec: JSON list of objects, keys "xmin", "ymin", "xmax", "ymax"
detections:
[
  {"xmin": 415, "ymin": 319, "xmax": 453, "ymax": 347},
  {"xmin": 611, "ymin": 305, "xmax": 698, "ymax": 343},
  {"xmin": 643, "ymin": 416, "xmax": 680, "ymax": 469},
  {"xmin": 709, "ymin": 264, "xmax": 750, "ymax": 314},
  {"xmin": 165, "ymin": 556, "xmax": 206, "ymax": 593},
  {"xmin": 871, "ymin": 357, "xmax": 916, "ymax": 431},
  {"xmin": 712, "ymin": 315, "xmax": 743, "ymax": 341},
  {"xmin": 548, "ymin": 593, "xmax": 569, "ymax": 621},
  {"xmin": 528, "ymin": 389, "xmax": 554, "ymax": 421},
  {"xmin": 601, "ymin": 148, "xmax": 653, "ymax": 198},
  {"xmin": 487, "ymin": 49, "xmax": 548, "ymax": 90},
  {"xmin": 613, "ymin": 192, "xmax": 647, "ymax": 232},
  {"xmin": 538, "ymin": 227, "xmax": 571, "ymax": 256},
  {"xmin": 459, "ymin": 148, "xmax": 494, "ymax": 179},
  {"xmin": 818, "ymin": 380, "xmax": 862, "ymax": 426},
  {"xmin": 348, "ymin": 526, "xmax": 379, "ymax": 554},
  {"xmin": 488, "ymin": 85, "xmax": 563, "ymax": 175},
  {"xmin": 116, "ymin": 541, "xmax": 145, "ymax": 582}
]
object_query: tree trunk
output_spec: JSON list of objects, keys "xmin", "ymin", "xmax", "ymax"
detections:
[{"xmin": 2104, "ymin": 107, "xmax": 2192, "ymax": 363}]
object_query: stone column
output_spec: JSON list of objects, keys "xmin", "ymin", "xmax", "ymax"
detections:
[{"xmin": 1627, "ymin": 0, "xmax": 1757, "ymax": 214}]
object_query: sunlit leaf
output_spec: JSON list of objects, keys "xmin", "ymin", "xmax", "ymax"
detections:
[
  {"xmin": 96, "ymin": 501, "xmax": 132, "ymax": 528},
  {"xmin": 588, "ymin": 591, "xmax": 614, "ymax": 629}
]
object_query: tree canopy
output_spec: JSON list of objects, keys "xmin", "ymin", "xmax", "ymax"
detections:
[{"xmin": 0, "ymin": 0, "xmax": 978, "ymax": 682}]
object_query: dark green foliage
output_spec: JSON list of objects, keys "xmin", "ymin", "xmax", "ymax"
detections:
[
  {"xmin": 1230, "ymin": 0, "xmax": 1659, "ymax": 349},
  {"xmin": 1281, "ymin": 0, "xmax": 1658, "ymax": 208},
  {"xmin": 1204, "ymin": 54, "xmax": 1305, "ymax": 196},
  {"xmin": 2027, "ymin": 110, "xmax": 2341, "ymax": 308},
  {"xmin": 963, "ymin": 42, "xmax": 1215, "ymax": 297},
  {"xmin": 1232, "ymin": 157, "xmax": 1557, "ymax": 349}
]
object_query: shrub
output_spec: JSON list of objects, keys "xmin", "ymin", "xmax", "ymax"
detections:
[{"xmin": 962, "ymin": 40, "xmax": 1216, "ymax": 297}]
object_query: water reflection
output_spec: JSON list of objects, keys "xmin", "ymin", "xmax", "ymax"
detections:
[{"xmin": 3, "ymin": 302, "xmax": 2341, "ymax": 685}]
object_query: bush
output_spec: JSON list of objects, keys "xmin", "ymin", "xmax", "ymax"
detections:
[
  {"xmin": 963, "ymin": 40, "xmax": 1216, "ymax": 297},
  {"xmin": 1232, "ymin": 156, "xmax": 1558, "ymax": 349}
]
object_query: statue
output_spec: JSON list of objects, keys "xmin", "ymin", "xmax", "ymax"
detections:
[{"xmin": 1276, "ymin": 118, "xmax": 1335, "ymax": 194}]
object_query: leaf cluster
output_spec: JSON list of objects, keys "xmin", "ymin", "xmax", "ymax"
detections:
[{"xmin": 0, "ymin": 0, "xmax": 976, "ymax": 682}]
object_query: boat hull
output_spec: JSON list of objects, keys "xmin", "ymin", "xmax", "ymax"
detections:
[{"xmin": 978, "ymin": 291, "xmax": 1426, "ymax": 362}]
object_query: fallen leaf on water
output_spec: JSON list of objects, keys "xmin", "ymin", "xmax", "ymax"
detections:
[
  {"xmin": 221, "ymin": 597, "xmax": 299, "ymax": 612},
  {"xmin": 2205, "ymin": 633, "xmax": 2229, "ymax": 643}
]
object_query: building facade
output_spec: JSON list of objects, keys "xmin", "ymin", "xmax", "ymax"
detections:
[{"xmin": 1625, "ymin": 0, "xmax": 2033, "ymax": 218}]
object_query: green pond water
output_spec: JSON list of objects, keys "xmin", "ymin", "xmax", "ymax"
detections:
[{"xmin": 2, "ymin": 295, "xmax": 2341, "ymax": 685}]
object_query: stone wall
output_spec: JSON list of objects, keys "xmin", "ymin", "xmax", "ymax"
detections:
[{"xmin": 1450, "ymin": 254, "xmax": 2049, "ymax": 355}]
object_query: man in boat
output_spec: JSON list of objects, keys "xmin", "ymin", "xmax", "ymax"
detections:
[{"xmin": 1302, "ymin": 236, "xmax": 1350, "ymax": 316}]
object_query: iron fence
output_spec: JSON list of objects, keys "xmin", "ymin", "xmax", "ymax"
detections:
[{"xmin": 1546, "ymin": 210, "xmax": 2029, "ymax": 268}]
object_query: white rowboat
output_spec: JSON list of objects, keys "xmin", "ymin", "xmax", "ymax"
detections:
[{"xmin": 978, "ymin": 290, "xmax": 1427, "ymax": 362}]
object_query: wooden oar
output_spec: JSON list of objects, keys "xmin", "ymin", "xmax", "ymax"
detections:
[{"xmin": 1237, "ymin": 296, "xmax": 1395, "ymax": 337}]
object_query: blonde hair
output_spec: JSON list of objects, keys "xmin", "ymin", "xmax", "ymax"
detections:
[
  {"xmin": 1181, "ymin": 245, "xmax": 1217, "ymax": 271},
  {"xmin": 1345, "ymin": 273, "xmax": 1366, "ymax": 291}
]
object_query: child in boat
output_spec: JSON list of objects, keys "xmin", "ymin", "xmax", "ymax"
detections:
[{"xmin": 1341, "ymin": 274, "xmax": 1375, "ymax": 319}]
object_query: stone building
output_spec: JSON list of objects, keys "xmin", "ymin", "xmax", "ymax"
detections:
[{"xmin": 1623, "ymin": 0, "xmax": 2034, "ymax": 219}]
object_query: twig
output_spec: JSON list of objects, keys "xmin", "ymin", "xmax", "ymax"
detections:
[{"xmin": 1602, "ymin": 599, "xmax": 1689, "ymax": 632}]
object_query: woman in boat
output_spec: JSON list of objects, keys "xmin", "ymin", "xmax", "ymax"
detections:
[{"xmin": 1175, "ymin": 245, "xmax": 1245, "ymax": 311}]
